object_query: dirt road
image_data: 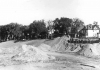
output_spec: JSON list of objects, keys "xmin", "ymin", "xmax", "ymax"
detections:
[{"xmin": 0, "ymin": 51, "xmax": 100, "ymax": 70}]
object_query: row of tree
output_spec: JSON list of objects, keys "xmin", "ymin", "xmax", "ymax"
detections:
[
  {"xmin": 53, "ymin": 17, "xmax": 85, "ymax": 37},
  {"xmin": 0, "ymin": 17, "xmax": 85, "ymax": 42}
]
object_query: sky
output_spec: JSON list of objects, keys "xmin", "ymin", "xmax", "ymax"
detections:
[{"xmin": 0, "ymin": 0, "xmax": 100, "ymax": 25}]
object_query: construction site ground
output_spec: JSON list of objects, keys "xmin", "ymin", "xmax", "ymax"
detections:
[{"xmin": 0, "ymin": 36, "xmax": 100, "ymax": 70}]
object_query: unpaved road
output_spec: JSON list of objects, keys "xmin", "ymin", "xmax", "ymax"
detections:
[
  {"xmin": 47, "ymin": 52, "xmax": 100, "ymax": 69},
  {"xmin": 0, "ymin": 52, "xmax": 100, "ymax": 70}
]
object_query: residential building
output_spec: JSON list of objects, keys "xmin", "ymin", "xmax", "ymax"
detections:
[{"xmin": 86, "ymin": 24, "xmax": 100, "ymax": 38}]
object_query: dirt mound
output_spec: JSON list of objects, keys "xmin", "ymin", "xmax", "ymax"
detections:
[
  {"xmin": 38, "ymin": 44, "xmax": 51, "ymax": 51},
  {"xmin": 12, "ymin": 44, "xmax": 55, "ymax": 62},
  {"xmin": 44, "ymin": 37, "xmax": 61, "ymax": 47},
  {"xmin": 64, "ymin": 44, "xmax": 81, "ymax": 52},
  {"xmin": 51, "ymin": 36, "xmax": 70, "ymax": 52},
  {"xmin": 77, "ymin": 43, "xmax": 100, "ymax": 57},
  {"xmin": 47, "ymin": 36, "xmax": 100, "ymax": 57},
  {"xmin": 43, "ymin": 36, "xmax": 78, "ymax": 52},
  {"xmin": 44, "ymin": 36, "xmax": 100, "ymax": 58},
  {"xmin": 36, "ymin": 36, "xmax": 100, "ymax": 58},
  {"xmin": 26, "ymin": 39, "xmax": 45, "ymax": 47},
  {"xmin": 0, "ymin": 41, "xmax": 21, "ymax": 48},
  {"xmin": 0, "ymin": 39, "xmax": 45, "ymax": 54},
  {"xmin": 0, "ymin": 45, "xmax": 22, "ymax": 54}
]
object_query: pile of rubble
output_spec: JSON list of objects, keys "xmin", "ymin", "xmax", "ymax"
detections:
[
  {"xmin": 51, "ymin": 37, "xmax": 68, "ymax": 52},
  {"xmin": 12, "ymin": 44, "xmax": 55, "ymax": 62},
  {"xmin": 42, "ymin": 36, "xmax": 100, "ymax": 58},
  {"xmin": 77, "ymin": 43, "xmax": 100, "ymax": 57}
]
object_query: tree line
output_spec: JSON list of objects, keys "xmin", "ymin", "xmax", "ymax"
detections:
[{"xmin": 0, "ymin": 17, "xmax": 87, "ymax": 42}]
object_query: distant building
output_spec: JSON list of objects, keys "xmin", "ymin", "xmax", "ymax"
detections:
[
  {"xmin": 48, "ymin": 24, "xmax": 54, "ymax": 39},
  {"xmin": 85, "ymin": 24, "xmax": 100, "ymax": 38},
  {"xmin": 77, "ymin": 26, "xmax": 86, "ymax": 38}
]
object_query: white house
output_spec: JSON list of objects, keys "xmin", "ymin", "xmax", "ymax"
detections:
[{"xmin": 86, "ymin": 24, "xmax": 100, "ymax": 38}]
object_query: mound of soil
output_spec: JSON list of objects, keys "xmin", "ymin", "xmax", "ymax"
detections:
[
  {"xmin": 26, "ymin": 39, "xmax": 45, "ymax": 47},
  {"xmin": 38, "ymin": 44, "xmax": 51, "ymax": 51},
  {"xmin": 44, "ymin": 36, "xmax": 100, "ymax": 58},
  {"xmin": 51, "ymin": 36, "xmax": 70, "ymax": 52},
  {"xmin": 77, "ymin": 43, "xmax": 100, "ymax": 57},
  {"xmin": 43, "ymin": 36, "xmax": 79, "ymax": 52},
  {"xmin": 12, "ymin": 44, "xmax": 55, "ymax": 62},
  {"xmin": 44, "ymin": 37, "xmax": 61, "ymax": 47}
]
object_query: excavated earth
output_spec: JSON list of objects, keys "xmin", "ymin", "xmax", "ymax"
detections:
[{"xmin": 0, "ymin": 36, "xmax": 100, "ymax": 70}]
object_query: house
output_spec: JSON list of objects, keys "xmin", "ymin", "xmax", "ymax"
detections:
[
  {"xmin": 48, "ymin": 25, "xmax": 55, "ymax": 39},
  {"xmin": 85, "ymin": 24, "xmax": 100, "ymax": 38},
  {"xmin": 77, "ymin": 26, "xmax": 86, "ymax": 38}
]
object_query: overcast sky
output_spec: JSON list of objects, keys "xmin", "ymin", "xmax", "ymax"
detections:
[{"xmin": 0, "ymin": 0, "xmax": 100, "ymax": 25}]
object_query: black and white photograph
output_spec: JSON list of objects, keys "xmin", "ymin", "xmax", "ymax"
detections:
[{"xmin": 0, "ymin": 0, "xmax": 100, "ymax": 70}]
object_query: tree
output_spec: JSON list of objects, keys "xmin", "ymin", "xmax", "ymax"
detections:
[
  {"xmin": 20, "ymin": 25, "xmax": 31, "ymax": 40},
  {"xmin": 5, "ymin": 23, "xmax": 23, "ymax": 40},
  {"xmin": 53, "ymin": 17, "xmax": 73, "ymax": 37},
  {"xmin": 72, "ymin": 18, "xmax": 85, "ymax": 37},
  {"xmin": 72, "ymin": 18, "xmax": 84, "ymax": 32},
  {"xmin": 0, "ymin": 25, "xmax": 8, "ymax": 41},
  {"xmin": 29, "ymin": 20, "xmax": 48, "ymax": 39}
]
